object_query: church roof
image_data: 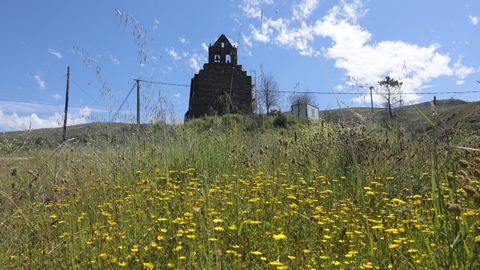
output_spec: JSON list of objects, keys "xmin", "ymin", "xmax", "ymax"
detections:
[{"xmin": 212, "ymin": 34, "xmax": 234, "ymax": 49}]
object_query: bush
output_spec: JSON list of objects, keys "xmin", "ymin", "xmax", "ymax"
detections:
[{"xmin": 273, "ymin": 112, "xmax": 288, "ymax": 128}]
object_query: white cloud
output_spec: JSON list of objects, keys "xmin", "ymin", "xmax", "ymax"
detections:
[
  {"xmin": 419, "ymin": 85, "xmax": 432, "ymax": 90},
  {"xmin": 242, "ymin": 0, "xmax": 475, "ymax": 103},
  {"xmin": 179, "ymin": 37, "xmax": 189, "ymax": 44},
  {"xmin": 0, "ymin": 106, "xmax": 92, "ymax": 131},
  {"xmin": 0, "ymin": 100, "xmax": 105, "ymax": 115},
  {"xmin": 34, "ymin": 74, "xmax": 46, "ymax": 90},
  {"xmin": 153, "ymin": 18, "xmax": 160, "ymax": 31},
  {"xmin": 166, "ymin": 47, "xmax": 182, "ymax": 60},
  {"xmin": 231, "ymin": 40, "xmax": 240, "ymax": 48},
  {"xmin": 241, "ymin": 33, "xmax": 253, "ymax": 48},
  {"xmin": 189, "ymin": 54, "xmax": 206, "ymax": 72},
  {"xmin": 78, "ymin": 106, "xmax": 92, "ymax": 118},
  {"xmin": 469, "ymin": 14, "xmax": 479, "ymax": 26},
  {"xmin": 109, "ymin": 55, "xmax": 120, "ymax": 65},
  {"xmin": 250, "ymin": 23, "xmax": 272, "ymax": 43},
  {"xmin": 48, "ymin": 48, "xmax": 63, "ymax": 59},
  {"xmin": 240, "ymin": 0, "xmax": 274, "ymax": 18},
  {"xmin": 201, "ymin": 43, "xmax": 209, "ymax": 52},
  {"xmin": 292, "ymin": 0, "xmax": 320, "ymax": 21},
  {"xmin": 334, "ymin": 84, "xmax": 343, "ymax": 91},
  {"xmin": 52, "ymin": 93, "xmax": 61, "ymax": 100},
  {"xmin": 453, "ymin": 59, "xmax": 475, "ymax": 80},
  {"xmin": 189, "ymin": 56, "xmax": 201, "ymax": 71},
  {"xmin": 0, "ymin": 100, "xmax": 58, "ymax": 114},
  {"xmin": 250, "ymin": 18, "xmax": 318, "ymax": 56}
]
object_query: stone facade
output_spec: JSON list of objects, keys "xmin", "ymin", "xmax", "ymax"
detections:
[{"xmin": 185, "ymin": 34, "xmax": 253, "ymax": 119}]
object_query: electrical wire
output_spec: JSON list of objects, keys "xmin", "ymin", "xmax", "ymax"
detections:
[
  {"xmin": 1, "ymin": 79, "xmax": 477, "ymax": 116},
  {"xmin": 134, "ymin": 79, "xmax": 480, "ymax": 96},
  {"xmin": 111, "ymin": 83, "xmax": 136, "ymax": 122},
  {"xmin": 70, "ymin": 79, "xmax": 104, "ymax": 106}
]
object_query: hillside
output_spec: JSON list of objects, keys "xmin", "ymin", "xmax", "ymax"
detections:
[
  {"xmin": 321, "ymin": 99, "xmax": 479, "ymax": 133},
  {"xmin": 1, "ymin": 99, "xmax": 479, "ymax": 148},
  {"xmin": 0, "ymin": 122, "xmax": 152, "ymax": 147}
]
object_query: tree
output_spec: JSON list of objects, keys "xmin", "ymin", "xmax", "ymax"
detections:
[
  {"xmin": 288, "ymin": 92, "xmax": 316, "ymax": 108},
  {"xmin": 378, "ymin": 76, "xmax": 403, "ymax": 118},
  {"xmin": 258, "ymin": 66, "xmax": 280, "ymax": 114}
]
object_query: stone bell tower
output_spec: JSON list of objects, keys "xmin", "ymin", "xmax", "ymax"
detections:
[{"xmin": 185, "ymin": 34, "xmax": 253, "ymax": 120}]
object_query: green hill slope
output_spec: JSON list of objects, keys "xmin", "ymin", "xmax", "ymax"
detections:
[
  {"xmin": 320, "ymin": 99, "xmax": 479, "ymax": 133},
  {"xmin": 1, "ymin": 99, "xmax": 478, "ymax": 148}
]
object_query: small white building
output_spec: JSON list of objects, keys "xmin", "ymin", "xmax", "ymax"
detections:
[{"xmin": 291, "ymin": 102, "xmax": 320, "ymax": 121}]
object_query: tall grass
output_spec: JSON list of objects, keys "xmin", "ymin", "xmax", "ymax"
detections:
[{"xmin": 1, "ymin": 114, "xmax": 479, "ymax": 269}]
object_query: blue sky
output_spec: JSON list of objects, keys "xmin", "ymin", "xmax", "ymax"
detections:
[{"xmin": 0, "ymin": 0, "xmax": 479, "ymax": 131}]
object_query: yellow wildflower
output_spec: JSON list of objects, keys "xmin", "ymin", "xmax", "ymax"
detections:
[
  {"xmin": 273, "ymin": 233, "xmax": 287, "ymax": 240},
  {"xmin": 213, "ymin": 218, "xmax": 223, "ymax": 223},
  {"xmin": 143, "ymin": 262, "xmax": 154, "ymax": 270},
  {"xmin": 270, "ymin": 261, "xmax": 283, "ymax": 266},
  {"xmin": 214, "ymin": 226, "xmax": 224, "ymax": 232},
  {"xmin": 388, "ymin": 243, "xmax": 401, "ymax": 249},
  {"xmin": 99, "ymin": 253, "xmax": 108, "ymax": 260}
]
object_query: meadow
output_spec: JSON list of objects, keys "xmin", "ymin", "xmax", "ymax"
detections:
[{"xmin": 1, "ymin": 113, "xmax": 480, "ymax": 269}]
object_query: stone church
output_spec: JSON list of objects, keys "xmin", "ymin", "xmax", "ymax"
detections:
[{"xmin": 185, "ymin": 34, "xmax": 253, "ymax": 119}]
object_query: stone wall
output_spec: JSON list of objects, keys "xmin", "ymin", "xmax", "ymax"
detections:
[{"xmin": 185, "ymin": 63, "xmax": 252, "ymax": 119}]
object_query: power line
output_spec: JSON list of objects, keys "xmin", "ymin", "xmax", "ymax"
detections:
[
  {"xmin": 0, "ymin": 79, "xmax": 105, "ymax": 109},
  {"xmin": 136, "ymin": 79, "xmax": 190, "ymax": 88},
  {"xmin": 401, "ymin": 91, "xmax": 480, "ymax": 95},
  {"xmin": 111, "ymin": 83, "xmax": 136, "ymax": 122},
  {"xmin": 70, "ymin": 79, "xmax": 104, "ymax": 106},
  {"xmin": 275, "ymin": 90, "xmax": 480, "ymax": 95},
  {"xmin": 0, "ymin": 98, "xmax": 106, "ymax": 112},
  {"xmin": 1, "ymin": 81, "xmax": 477, "ymax": 112},
  {"xmin": 0, "ymin": 98, "xmax": 93, "ymax": 109},
  {"xmin": 0, "ymin": 98, "xmax": 64, "ymax": 108},
  {"xmin": 135, "ymin": 78, "xmax": 480, "ymax": 96}
]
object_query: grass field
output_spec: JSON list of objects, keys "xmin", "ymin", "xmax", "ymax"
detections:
[{"xmin": 1, "ymin": 110, "xmax": 480, "ymax": 269}]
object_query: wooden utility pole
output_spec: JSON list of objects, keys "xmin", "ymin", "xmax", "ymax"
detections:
[
  {"xmin": 136, "ymin": 79, "xmax": 140, "ymax": 125},
  {"xmin": 369, "ymin": 86, "xmax": 374, "ymax": 114},
  {"xmin": 62, "ymin": 66, "xmax": 70, "ymax": 142}
]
